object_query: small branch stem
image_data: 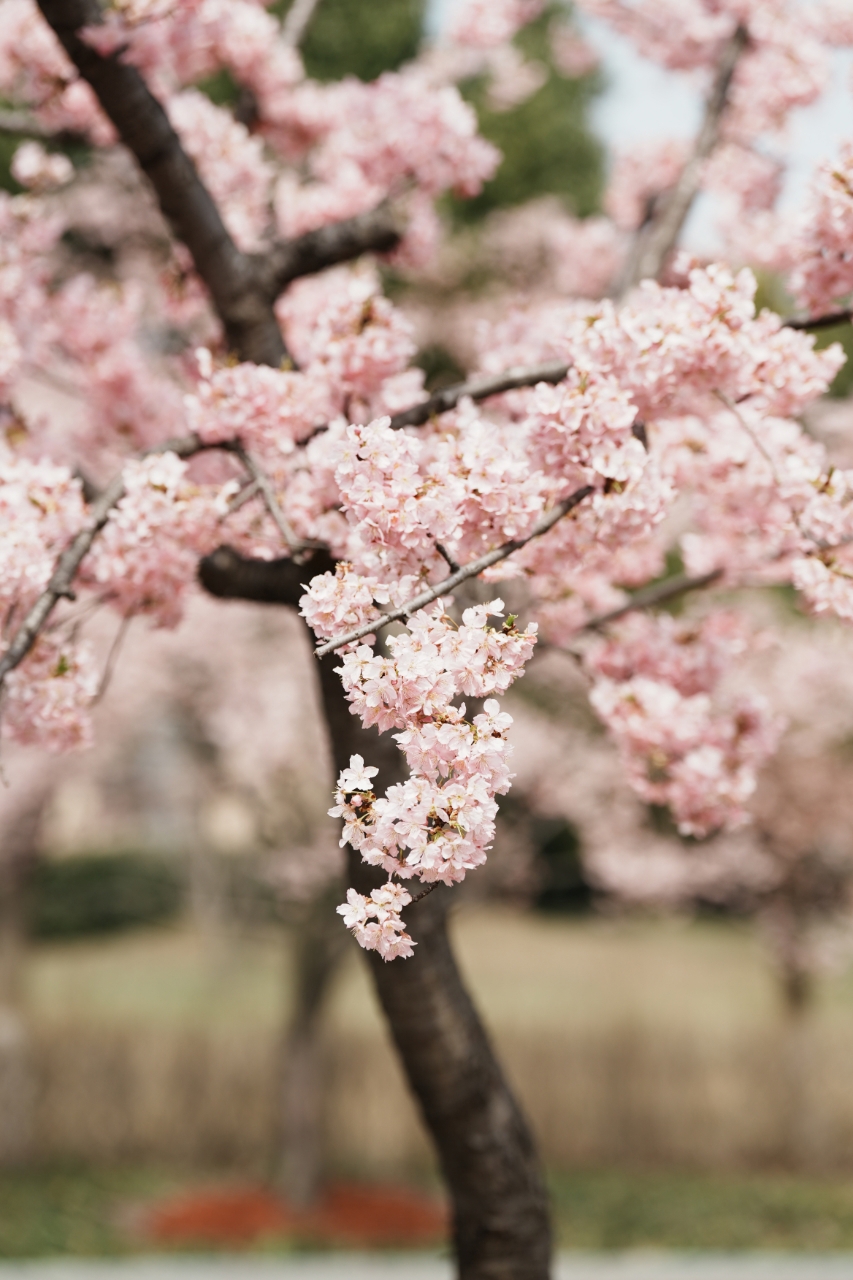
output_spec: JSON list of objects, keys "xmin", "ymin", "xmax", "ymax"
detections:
[
  {"xmin": 785, "ymin": 310, "xmax": 853, "ymax": 332},
  {"xmin": 281, "ymin": 0, "xmax": 323, "ymax": 47},
  {"xmin": 388, "ymin": 361, "xmax": 570, "ymax": 431},
  {"xmin": 314, "ymin": 484, "xmax": 594, "ymax": 657},
  {"xmin": 232, "ymin": 445, "xmax": 306, "ymax": 556},
  {"xmin": 620, "ymin": 23, "xmax": 748, "ymax": 291},
  {"xmin": 582, "ymin": 569, "xmax": 724, "ymax": 630}
]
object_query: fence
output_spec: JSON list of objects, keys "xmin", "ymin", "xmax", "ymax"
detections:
[{"xmin": 5, "ymin": 1017, "xmax": 853, "ymax": 1174}]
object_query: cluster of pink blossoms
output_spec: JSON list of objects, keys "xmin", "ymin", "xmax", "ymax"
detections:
[
  {"xmin": 0, "ymin": 458, "xmax": 98, "ymax": 750},
  {"xmin": 327, "ymin": 602, "xmax": 534, "ymax": 959},
  {"xmin": 788, "ymin": 143, "xmax": 853, "ymax": 316},
  {"xmin": 585, "ymin": 613, "xmax": 783, "ymax": 836}
]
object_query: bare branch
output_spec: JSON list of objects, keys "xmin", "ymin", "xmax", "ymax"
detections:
[
  {"xmin": 388, "ymin": 360, "xmax": 571, "ymax": 431},
  {"xmin": 226, "ymin": 478, "xmax": 261, "ymax": 514},
  {"xmin": 281, "ymin": 0, "xmax": 323, "ymax": 48},
  {"xmin": 0, "ymin": 471, "xmax": 125, "ymax": 683},
  {"xmin": 314, "ymin": 484, "xmax": 594, "ymax": 658},
  {"xmin": 262, "ymin": 204, "xmax": 404, "ymax": 298},
  {"xmin": 620, "ymin": 23, "xmax": 748, "ymax": 291},
  {"xmin": 785, "ymin": 310, "xmax": 853, "ymax": 332},
  {"xmin": 92, "ymin": 610, "xmax": 134, "ymax": 703},
  {"xmin": 233, "ymin": 444, "xmax": 324, "ymax": 560},
  {"xmin": 582, "ymin": 569, "xmax": 724, "ymax": 631}
]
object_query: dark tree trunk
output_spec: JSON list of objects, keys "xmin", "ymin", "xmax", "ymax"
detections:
[{"xmin": 314, "ymin": 642, "xmax": 553, "ymax": 1280}]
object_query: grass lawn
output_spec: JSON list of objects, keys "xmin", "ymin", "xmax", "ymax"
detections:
[
  {"xmin": 551, "ymin": 1170, "xmax": 853, "ymax": 1252},
  {"xmin": 6, "ymin": 1167, "xmax": 853, "ymax": 1256}
]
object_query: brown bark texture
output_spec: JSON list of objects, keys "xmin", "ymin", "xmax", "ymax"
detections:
[{"xmin": 34, "ymin": 2, "xmax": 553, "ymax": 1267}]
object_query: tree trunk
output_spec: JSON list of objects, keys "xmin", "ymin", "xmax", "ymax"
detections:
[
  {"xmin": 314, "ymin": 642, "xmax": 552, "ymax": 1280},
  {"xmin": 0, "ymin": 793, "xmax": 44, "ymax": 1167},
  {"xmin": 278, "ymin": 884, "xmax": 348, "ymax": 1206},
  {"xmin": 200, "ymin": 550, "xmax": 553, "ymax": 1276}
]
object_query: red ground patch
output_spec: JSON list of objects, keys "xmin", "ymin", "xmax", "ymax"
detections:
[{"xmin": 142, "ymin": 1182, "xmax": 447, "ymax": 1249}]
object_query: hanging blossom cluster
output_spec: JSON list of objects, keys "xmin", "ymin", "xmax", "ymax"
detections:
[
  {"xmin": 585, "ymin": 612, "xmax": 783, "ymax": 836},
  {"xmin": 329, "ymin": 602, "xmax": 535, "ymax": 960}
]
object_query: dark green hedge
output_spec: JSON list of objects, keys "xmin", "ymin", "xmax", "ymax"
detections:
[{"xmin": 29, "ymin": 854, "xmax": 184, "ymax": 940}]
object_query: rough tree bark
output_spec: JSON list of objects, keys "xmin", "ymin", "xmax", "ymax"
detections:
[{"xmin": 37, "ymin": 1, "xmax": 554, "ymax": 1265}]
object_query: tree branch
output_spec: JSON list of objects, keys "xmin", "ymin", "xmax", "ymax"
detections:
[
  {"xmin": 784, "ymin": 310, "xmax": 853, "ymax": 332},
  {"xmin": 37, "ymin": 0, "xmax": 287, "ymax": 367},
  {"xmin": 35, "ymin": 0, "xmax": 405, "ymax": 363},
  {"xmin": 232, "ymin": 444, "xmax": 312, "ymax": 557},
  {"xmin": 199, "ymin": 545, "xmax": 333, "ymax": 607},
  {"xmin": 388, "ymin": 360, "xmax": 571, "ymax": 431},
  {"xmin": 582, "ymin": 569, "xmax": 724, "ymax": 631},
  {"xmin": 262, "ymin": 204, "xmax": 403, "ymax": 298},
  {"xmin": 620, "ymin": 23, "xmax": 748, "ymax": 291},
  {"xmin": 281, "ymin": 0, "xmax": 324, "ymax": 48},
  {"xmin": 314, "ymin": 484, "xmax": 594, "ymax": 657}
]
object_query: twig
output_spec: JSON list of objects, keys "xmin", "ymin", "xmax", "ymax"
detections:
[
  {"xmin": 314, "ymin": 484, "xmax": 594, "ymax": 658},
  {"xmin": 714, "ymin": 388, "xmax": 779, "ymax": 475},
  {"xmin": 408, "ymin": 882, "xmax": 439, "ymax": 906},
  {"xmin": 784, "ymin": 310, "xmax": 853, "ymax": 332},
  {"xmin": 226, "ymin": 477, "xmax": 261, "ymax": 515},
  {"xmin": 93, "ymin": 611, "xmax": 134, "ymax": 703},
  {"xmin": 0, "ymin": 473, "xmax": 126, "ymax": 683},
  {"xmin": 232, "ymin": 445, "xmax": 306, "ymax": 556},
  {"xmin": 281, "ymin": 0, "xmax": 323, "ymax": 47},
  {"xmin": 435, "ymin": 542, "xmax": 460, "ymax": 572},
  {"xmin": 620, "ymin": 23, "xmax": 748, "ymax": 291},
  {"xmin": 263, "ymin": 203, "xmax": 403, "ymax": 297},
  {"xmin": 582, "ymin": 569, "xmax": 724, "ymax": 631},
  {"xmin": 388, "ymin": 361, "xmax": 571, "ymax": 430}
]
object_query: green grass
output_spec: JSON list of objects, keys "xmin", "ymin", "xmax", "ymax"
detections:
[
  {"xmin": 551, "ymin": 1169, "xmax": 853, "ymax": 1252},
  {"xmin": 0, "ymin": 1167, "xmax": 181, "ymax": 1258},
  {"xmin": 6, "ymin": 1166, "xmax": 853, "ymax": 1255}
]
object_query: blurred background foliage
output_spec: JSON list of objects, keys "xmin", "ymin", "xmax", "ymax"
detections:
[
  {"xmin": 450, "ymin": 4, "xmax": 604, "ymax": 223},
  {"xmin": 294, "ymin": 0, "xmax": 425, "ymax": 83},
  {"xmin": 29, "ymin": 854, "xmax": 184, "ymax": 940}
]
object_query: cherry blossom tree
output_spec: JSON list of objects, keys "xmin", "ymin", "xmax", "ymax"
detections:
[{"xmin": 3, "ymin": 0, "xmax": 853, "ymax": 1274}]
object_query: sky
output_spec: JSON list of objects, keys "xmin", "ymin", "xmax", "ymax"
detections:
[{"xmin": 427, "ymin": 0, "xmax": 853, "ymax": 251}]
